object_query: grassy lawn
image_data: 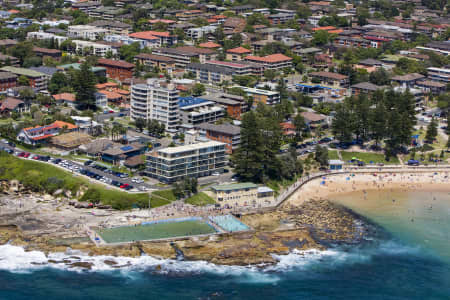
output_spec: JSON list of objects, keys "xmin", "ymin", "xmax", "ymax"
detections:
[
  {"xmin": 328, "ymin": 150, "xmax": 340, "ymax": 160},
  {"xmin": 185, "ymin": 192, "xmax": 215, "ymax": 206},
  {"xmin": 0, "ymin": 153, "xmax": 150, "ymax": 210},
  {"xmin": 152, "ymin": 189, "xmax": 176, "ymax": 201},
  {"xmin": 340, "ymin": 151, "xmax": 400, "ymax": 165},
  {"xmin": 97, "ymin": 219, "xmax": 216, "ymax": 243}
]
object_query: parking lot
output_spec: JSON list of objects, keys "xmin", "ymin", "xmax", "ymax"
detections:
[{"xmin": 0, "ymin": 140, "xmax": 152, "ymax": 193}]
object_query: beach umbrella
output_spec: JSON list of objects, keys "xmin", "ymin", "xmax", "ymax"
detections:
[{"xmin": 346, "ymin": 177, "xmax": 350, "ymax": 180}]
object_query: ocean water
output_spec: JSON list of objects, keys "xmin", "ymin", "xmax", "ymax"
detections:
[{"xmin": 0, "ymin": 190, "xmax": 449, "ymax": 300}]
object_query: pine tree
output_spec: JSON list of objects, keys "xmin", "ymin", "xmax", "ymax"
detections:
[
  {"xmin": 425, "ymin": 117, "xmax": 438, "ymax": 143},
  {"xmin": 74, "ymin": 62, "xmax": 97, "ymax": 110},
  {"xmin": 231, "ymin": 111, "xmax": 265, "ymax": 182}
]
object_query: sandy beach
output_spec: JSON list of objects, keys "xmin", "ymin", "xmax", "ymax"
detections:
[{"xmin": 285, "ymin": 170, "xmax": 450, "ymax": 208}]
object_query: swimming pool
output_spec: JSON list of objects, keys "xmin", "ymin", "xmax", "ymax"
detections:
[{"xmin": 209, "ymin": 215, "xmax": 249, "ymax": 232}]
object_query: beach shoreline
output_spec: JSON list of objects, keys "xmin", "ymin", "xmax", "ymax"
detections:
[{"xmin": 284, "ymin": 170, "xmax": 450, "ymax": 208}]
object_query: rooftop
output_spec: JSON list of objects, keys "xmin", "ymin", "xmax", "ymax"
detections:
[
  {"xmin": 158, "ymin": 141, "xmax": 225, "ymax": 154},
  {"xmin": 0, "ymin": 66, "xmax": 45, "ymax": 78},
  {"xmin": 245, "ymin": 53, "xmax": 292, "ymax": 63},
  {"xmin": 197, "ymin": 123, "xmax": 241, "ymax": 135},
  {"xmin": 212, "ymin": 182, "xmax": 258, "ymax": 192}
]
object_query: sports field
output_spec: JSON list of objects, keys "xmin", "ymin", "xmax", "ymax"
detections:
[{"xmin": 97, "ymin": 219, "xmax": 217, "ymax": 243}]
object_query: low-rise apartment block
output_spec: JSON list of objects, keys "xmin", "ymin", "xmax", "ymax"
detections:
[
  {"xmin": 234, "ymin": 86, "xmax": 280, "ymax": 106},
  {"xmin": 179, "ymin": 97, "xmax": 224, "ymax": 126},
  {"xmin": 197, "ymin": 123, "xmax": 240, "ymax": 154},
  {"xmin": 97, "ymin": 58, "xmax": 135, "ymax": 82},
  {"xmin": 68, "ymin": 25, "xmax": 108, "ymax": 41},
  {"xmin": 145, "ymin": 141, "xmax": 227, "ymax": 183},
  {"xmin": 0, "ymin": 66, "xmax": 47, "ymax": 91}
]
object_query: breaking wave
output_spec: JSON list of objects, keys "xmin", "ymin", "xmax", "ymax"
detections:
[{"xmin": 0, "ymin": 238, "xmax": 424, "ymax": 283}]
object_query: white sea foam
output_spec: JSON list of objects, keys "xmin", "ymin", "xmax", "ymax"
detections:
[{"xmin": 0, "ymin": 240, "xmax": 422, "ymax": 281}]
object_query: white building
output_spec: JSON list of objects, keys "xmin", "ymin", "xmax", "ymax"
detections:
[
  {"xmin": 145, "ymin": 141, "xmax": 227, "ymax": 183},
  {"xmin": 185, "ymin": 25, "xmax": 217, "ymax": 40},
  {"xmin": 27, "ymin": 31, "xmax": 68, "ymax": 46},
  {"xmin": 68, "ymin": 25, "xmax": 108, "ymax": 41},
  {"xmin": 72, "ymin": 40, "xmax": 116, "ymax": 57},
  {"xmin": 94, "ymin": 92, "xmax": 108, "ymax": 108},
  {"xmin": 130, "ymin": 79, "xmax": 180, "ymax": 132}
]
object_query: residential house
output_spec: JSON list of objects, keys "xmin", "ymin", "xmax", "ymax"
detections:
[
  {"xmin": 309, "ymin": 71, "xmax": 350, "ymax": 88},
  {"xmin": 391, "ymin": 73, "xmax": 425, "ymax": 88},
  {"xmin": 223, "ymin": 17, "xmax": 246, "ymax": 33},
  {"xmin": 0, "ymin": 97, "xmax": 29, "ymax": 115},
  {"xmin": 101, "ymin": 142, "xmax": 145, "ymax": 165},
  {"xmin": 300, "ymin": 111, "xmax": 328, "ymax": 128},
  {"xmin": 52, "ymin": 93, "xmax": 76, "ymax": 106},
  {"xmin": 16, "ymin": 121, "xmax": 78, "ymax": 145},
  {"xmin": 351, "ymin": 82, "xmax": 385, "ymax": 96}
]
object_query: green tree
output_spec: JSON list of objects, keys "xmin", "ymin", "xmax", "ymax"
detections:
[
  {"xmin": 191, "ymin": 83, "xmax": 205, "ymax": 96},
  {"xmin": 17, "ymin": 75, "xmax": 29, "ymax": 86},
  {"xmin": 135, "ymin": 118, "xmax": 146, "ymax": 132},
  {"xmin": 293, "ymin": 113, "xmax": 306, "ymax": 141},
  {"xmin": 48, "ymin": 72, "xmax": 69, "ymax": 94},
  {"xmin": 332, "ymin": 102, "xmax": 353, "ymax": 144},
  {"xmin": 73, "ymin": 62, "xmax": 97, "ymax": 110},
  {"xmin": 425, "ymin": 117, "xmax": 438, "ymax": 143},
  {"xmin": 314, "ymin": 145, "xmax": 329, "ymax": 167},
  {"xmin": 231, "ymin": 111, "xmax": 264, "ymax": 182}
]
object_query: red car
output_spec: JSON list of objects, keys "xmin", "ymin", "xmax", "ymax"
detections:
[
  {"xmin": 119, "ymin": 184, "xmax": 129, "ymax": 189},
  {"xmin": 23, "ymin": 152, "xmax": 30, "ymax": 158},
  {"xmin": 17, "ymin": 152, "xmax": 25, "ymax": 157},
  {"xmin": 32, "ymin": 155, "xmax": 40, "ymax": 160}
]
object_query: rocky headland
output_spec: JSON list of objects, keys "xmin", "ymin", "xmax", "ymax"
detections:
[{"xmin": 0, "ymin": 179, "xmax": 371, "ymax": 268}]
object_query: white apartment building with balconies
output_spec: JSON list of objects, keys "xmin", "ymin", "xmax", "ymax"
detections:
[{"xmin": 130, "ymin": 79, "xmax": 180, "ymax": 132}]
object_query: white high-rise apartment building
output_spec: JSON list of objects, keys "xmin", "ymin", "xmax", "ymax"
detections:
[{"xmin": 130, "ymin": 79, "xmax": 179, "ymax": 132}]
